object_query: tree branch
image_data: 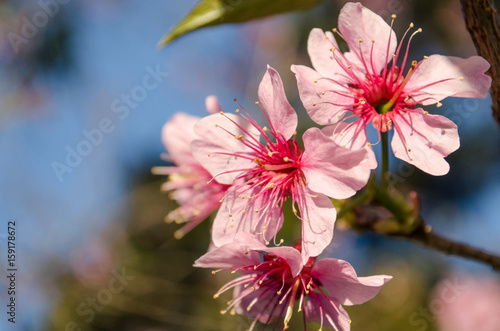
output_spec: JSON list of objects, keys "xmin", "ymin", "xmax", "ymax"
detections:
[
  {"xmin": 461, "ymin": 0, "xmax": 500, "ymax": 128},
  {"xmin": 343, "ymin": 187, "xmax": 500, "ymax": 270},
  {"xmin": 388, "ymin": 218, "xmax": 500, "ymax": 270}
]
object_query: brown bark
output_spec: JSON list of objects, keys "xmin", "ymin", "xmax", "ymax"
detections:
[
  {"xmin": 390, "ymin": 219, "xmax": 500, "ymax": 270},
  {"xmin": 461, "ymin": 0, "xmax": 500, "ymax": 128}
]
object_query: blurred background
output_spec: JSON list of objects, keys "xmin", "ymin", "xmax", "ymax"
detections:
[{"xmin": 0, "ymin": 0, "xmax": 499, "ymax": 330}]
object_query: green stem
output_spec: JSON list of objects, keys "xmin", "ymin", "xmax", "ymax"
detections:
[
  {"xmin": 381, "ymin": 131, "xmax": 389, "ymax": 189},
  {"xmin": 337, "ymin": 191, "xmax": 372, "ymax": 219}
]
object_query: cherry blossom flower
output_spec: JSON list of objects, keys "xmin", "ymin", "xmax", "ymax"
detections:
[
  {"xmin": 194, "ymin": 233, "xmax": 392, "ymax": 331},
  {"xmin": 191, "ymin": 66, "xmax": 372, "ymax": 261},
  {"xmin": 432, "ymin": 275, "xmax": 500, "ymax": 331},
  {"xmin": 292, "ymin": 2, "xmax": 491, "ymax": 176},
  {"xmin": 151, "ymin": 96, "xmax": 230, "ymax": 239}
]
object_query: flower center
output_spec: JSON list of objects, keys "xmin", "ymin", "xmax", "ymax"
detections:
[
  {"xmin": 253, "ymin": 140, "xmax": 305, "ymax": 191},
  {"xmin": 374, "ymin": 97, "xmax": 393, "ymax": 114}
]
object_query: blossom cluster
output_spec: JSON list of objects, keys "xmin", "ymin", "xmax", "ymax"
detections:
[{"xmin": 154, "ymin": 3, "xmax": 490, "ymax": 330}]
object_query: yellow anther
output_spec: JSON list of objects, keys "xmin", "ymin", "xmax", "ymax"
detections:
[
  {"xmin": 410, "ymin": 22, "xmax": 414, "ymax": 28},
  {"xmin": 220, "ymin": 111, "xmax": 224, "ymax": 115},
  {"xmin": 359, "ymin": 39, "xmax": 363, "ymax": 43},
  {"xmin": 437, "ymin": 102, "xmax": 443, "ymax": 108},
  {"xmin": 418, "ymin": 28, "xmax": 422, "ymax": 32},
  {"xmin": 459, "ymin": 76, "xmax": 464, "ymax": 81},
  {"xmin": 283, "ymin": 156, "xmax": 289, "ymax": 162},
  {"xmin": 391, "ymin": 14, "xmax": 396, "ymax": 19},
  {"xmin": 235, "ymin": 108, "xmax": 240, "ymax": 113}
]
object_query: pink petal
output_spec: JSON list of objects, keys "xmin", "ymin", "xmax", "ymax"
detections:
[
  {"xmin": 301, "ymin": 127, "xmax": 371, "ymax": 199},
  {"xmin": 406, "ymin": 55, "xmax": 491, "ymax": 105},
  {"xmin": 311, "ymin": 258, "xmax": 392, "ymax": 306},
  {"xmin": 205, "ymin": 95, "xmax": 223, "ymax": 114},
  {"xmin": 296, "ymin": 187, "xmax": 336, "ymax": 262},
  {"xmin": 162, "ymin": 112, "xmax": 199, "ymax": 164},
  {"xmin": 260, "ymin": 246, "xmax": 304, "ymax": 277},
  {"xmin": 211, "ymin": 186, "xmax": 284, "ymax": 248},
  {"xmin": 307, "ymin": 28, "xmax": 343, "ymax": 77},
  {"xmin": 321, "ymin": 121, "xmax": 377, "ymax": 169},
  {"xmin": 233, "ymin": 284, "xmax": 280, "ymax": 322},
  {"xmin": 391, "ymin": 110, "xmax": 460, "ymax": 176},
  {"xmin": 304, "ymin": 292, "xmax": 352, "ymax": 331},
  {"xmin": 191, "ymin": 112, "xmax": 260, "ymax": 184},
  {"xmin": 292, "ymin": 64, "xmax": 352, "ymax": 125},
  {"xmin": 258, "ymin": 66, "xmax": 298, "ymax": 140},
  {"xmin": 338, "ymin": 2, "xmax": 397, "ymax": 75},
  {"xmin": 193, "ymin": 233, "xmax": 265, "ymax": 269}
]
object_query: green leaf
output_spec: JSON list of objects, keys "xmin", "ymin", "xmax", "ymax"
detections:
[{"xmin": 158, "ymin": 0, "xmax": 325, "ymax": 47}]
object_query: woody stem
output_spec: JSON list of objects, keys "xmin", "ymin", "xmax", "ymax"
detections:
[
  {"xmin": 381, "ymin": 131, "xmax": 389, "ymax": 190},
  {"xmin": 388, "ymin": 218, "xmax": 500, "ymax": 270}
]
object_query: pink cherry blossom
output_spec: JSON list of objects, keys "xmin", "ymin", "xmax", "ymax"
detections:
[
  {"xmin": 151, "ymin": 96, "xmax": 230, "ymax": 239},
  {"xmin": 191, "ymin": 66, "xmax": 372, "ymax": 261},
  {"xmin": 292, "ymin": 2, "xmax": 491, "ymax": 176},
  {"xmin": 194, "ymin": 233, "xmax": 392, "ymax": 331},
  {"xmin": 432, "ymin": 275, "xmax": 500, "ymax": 331}
]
